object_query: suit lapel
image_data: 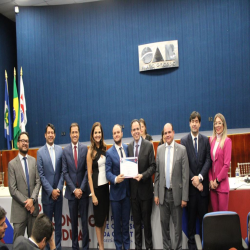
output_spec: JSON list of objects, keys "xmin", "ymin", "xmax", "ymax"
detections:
[
  {"xmin": 188, "ymin": 133, "xmax": 199, "ymax": 164},
  {"xmin": 197, "ymin": 134, "xmax": 204, "ymax": 162},
  {"xmin": 16, "ymin": 156, "xmax": 27, "ymax": 185},
  {"xmin": 27, "ymin": 156, "xmax": 34, "ymax": 181},
  {"xmin": 112, "ymin": 145, "xmax": 120, "ymax": 163},
  {"xmin": 45, "ymin": 145, "xmax": 55, "ymax": 172},
  {"xmin": 172, "ymin": 142, "xmax": 178, "ymax": 172},
  {"xmin": 138, "ymin": 139, "xmax": 144, "ymax": 160},
  {"xmin": 69, "ymin": 143, "xmax": 75, "ymax": 167},
  {"xmin": 77, "ymin": 143, "xmax": 81, "ymax": 169}
]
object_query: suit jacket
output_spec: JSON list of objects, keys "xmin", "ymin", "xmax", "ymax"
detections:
[
  {"xmin": 37, "ymin": 144, "xmax": 63, "ymax": 204},
  {"xmin": 128, "ymin": 138, "xmax": 156, "ymax": 200},
  {"xmin": 181, "ymin": 133, "xmax": 211, "ymax": 196},
  {"xmin": 106, "ymin": 143, "xmax": 130, "ymax": 201},
  {"xmin": 208, "ymin": 137, "xmax": 232, "ymax": 193},
  {"xmin": 8, "ymin": 155, "xmax": 41, "ymax": 223},
  {"xmin": 62, "ymin": 143, "xmax": 89, "ymax": 200},
  {"xmin": 0, "ymin": 241, "xmax": 9, "ymax": 250},
  {"xmin": 13, "ymin": 236, "xmax": 39, "ymax": 250},
  {"xmin": 154, "ymin": 142, "xmax": 189, "ymax": 206}
]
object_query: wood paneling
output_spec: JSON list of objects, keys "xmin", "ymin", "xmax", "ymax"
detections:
[{"xmin": 1, "ymin": 133, "xmax": 250, "ymax": 186}]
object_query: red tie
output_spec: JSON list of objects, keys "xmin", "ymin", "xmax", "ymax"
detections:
[{"xmin": 74, "ymin": 146, "xmax": 77, "ymax": 169}]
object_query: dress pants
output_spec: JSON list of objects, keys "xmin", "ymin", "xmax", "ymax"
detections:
[
  {"xmin": 13, "ymin": 212, "xmax": 36, "ymax": 242},
  {"xmin": 159, "ymin": 189, "xmax": 182, "ymax": 250},
  {"xmin": 131, "ymin": 194, "xmax": 153, "ymax": 250},
  {"xmin": 210, "ymin": 189, "xmax": 229, "ymax": 211},
  {"xmin": 68, "ymin": 197, "xmax": 89, "ymax": 250},
  {"xmin": 43, "ymin": 198, "xmax": 63, "ymax": 250},
  {"xmin": 187, "ymin": 192, "xmax": 209, "ymax": 250},
  {"xmin": 111, "ymin": 196, "xmax": 130, "ymax": 250}
]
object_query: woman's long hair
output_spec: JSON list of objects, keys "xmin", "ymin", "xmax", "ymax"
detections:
[
  {"xmin": 211, "ymin": 113, "xmax": 228, "ymax": 149},
  {"xmin": 139, "ymin": 118, "xmax": 148, "ymax": 135},
  {"xmin": 90, "ymin": 122, "xmax": 106, "ymax": 159}
]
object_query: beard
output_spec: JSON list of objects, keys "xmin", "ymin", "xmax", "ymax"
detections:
[
  {"xmin": 19, "ymin": 149, "xmax": 28, "ymax": 155},
  {"xmin": 115, "ymin": 139, "xmax": 122, "ymax": 145}
]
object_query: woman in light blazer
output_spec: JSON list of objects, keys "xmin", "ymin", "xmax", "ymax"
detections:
[{"xmin": 209, "ymin": 113, "xmax": 232, "ymax": 211}]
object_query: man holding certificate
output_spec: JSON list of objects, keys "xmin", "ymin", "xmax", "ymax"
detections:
[
  {"xmin": 128, "ymin": 119, "xmax": 156, "ymax": 250},
  {"xmin": 105, "ymin": 124, "xmax": 130, "ymax": 250}
]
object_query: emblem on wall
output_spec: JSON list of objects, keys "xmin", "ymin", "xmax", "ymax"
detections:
[{"xmin": 138, "ymin": 40, "xmax": 179, "ymax": 72}]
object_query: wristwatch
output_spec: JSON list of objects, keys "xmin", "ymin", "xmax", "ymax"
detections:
[{"xmin": 216, "ymin": 178, "xmax": 220, "ymax": 184}]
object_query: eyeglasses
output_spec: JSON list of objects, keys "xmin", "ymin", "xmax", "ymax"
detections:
[{"xmin": 19, "ymin": 139, "xmax": 29, "ymax": 144}]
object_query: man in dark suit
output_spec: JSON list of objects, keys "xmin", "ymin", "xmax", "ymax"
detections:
[
  {"xmin": 128, "ymin": 119, "xmax": 156, "ymax": 250},
  {"xmin": 8, "ymin": 132, "xmax": 41, "ymax": 242},
  {"xmin": 154, "ymin": 123, "xmax": 189, "ymax": 250},
  {"xmin": 181, "ymin": 111, "xmax": 211, "ymax": 250},
  {"xmin": 13, "ymin": 213, "xmax": 56, "ymax": 250},
  {"xmin": 0, "ymin": 206, "xmax": 9, "ymax": 250},
  {"xmin": 106, "ymin": 124, "xmax": 130, "ymax": 250},
  {"xmin": 37, "ymin": 124, "xmax": 63, "ymax": 250},
  {"xmin": 62, "ymin": 123, "xmax": 89, "ymax": 250}
]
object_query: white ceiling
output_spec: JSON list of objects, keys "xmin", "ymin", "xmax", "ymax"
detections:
[{"xmin": 0, "ymin": 0, "xmax": 101, "ymax": 22}]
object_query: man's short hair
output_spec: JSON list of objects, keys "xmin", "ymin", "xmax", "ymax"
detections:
[
  {"xmin": 69, "ymin": 123, "xmax": 80, "ymax": 133},
  {"xmin": 130, "ymin": 119, "xmax": 141, "ymax": 130},
  {"xmin": 17, "ymin": 132, "xmax": 29, "ymax": 141},
  {"xmin": 189, "ymin": 111, "xmax": 201, "ymax": 123},
  {"xmin": 45, "ymin": 123, "xmax": 56, "ymax": 133},
  {"xmin": 112, "ymin": 124, "xmax": 122, "ymax": 133},
  {"xmin": 0, "ymin": 206, "xmax": 6, "ymax": 221},
  {"xmin": 31, "ymin": 213, "xmax": 54, "ymax": 243},
  {"xmin": 164, "ymin": 123, "xmax": 174, "ymax": 131}
]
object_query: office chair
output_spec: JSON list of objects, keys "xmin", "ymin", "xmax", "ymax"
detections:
[{"xmin": 195, "ymin": 211, "xmax": 248, "ymax": 250}]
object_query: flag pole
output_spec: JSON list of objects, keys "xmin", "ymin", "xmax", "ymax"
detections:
[
  {"xmin": 5, "ymin": 70, "xmax": 13, "ymax": 150},
  {"xmin": 12, "ymin": 67, "xmax": 16, "ymax": 150}
]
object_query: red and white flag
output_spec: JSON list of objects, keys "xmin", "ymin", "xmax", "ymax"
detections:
[{"xmin": 19, "ymin": 68, "xmax": 27, "ymax": 132}]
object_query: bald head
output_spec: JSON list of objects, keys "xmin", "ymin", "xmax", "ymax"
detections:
[
  {"xmin": 112, "ymin": 124, "xmax": 123, "ymax": 146},
  {"xmin": 164, "ymin": 123, "xmax": 175, "ymax": 145}
]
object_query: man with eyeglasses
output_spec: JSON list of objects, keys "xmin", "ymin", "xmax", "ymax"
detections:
[
  {"xmin": 8, "ymin": 132, "xmax": 41, "ymax": 242},
  {"xmin": 128, "ymin": 119, "xmax": 156, "ymax": 250}
]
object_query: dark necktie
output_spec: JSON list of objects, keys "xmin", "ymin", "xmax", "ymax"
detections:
[
  {"xmin": 194, "ymin": 138, "xmax": 198, "ymax": 158},
  {"xmin": 74, "ymin": 146, "xmax": 78, "ymax": 168},
  {"xmin": 135, "ymin": 144, "xmax": 139, "ymax": 157},
  {"xmin": 23, "ymin": 157, "xmax": 30, "ymax": 197},
  {"xmin": 119, "ymin": 147, "xmax": 124, "ymax": 158}
]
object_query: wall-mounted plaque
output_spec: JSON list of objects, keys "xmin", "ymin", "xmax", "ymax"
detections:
[{"xmin": 138, "ymin": 40, "xmax": 179, "ymax": 72}]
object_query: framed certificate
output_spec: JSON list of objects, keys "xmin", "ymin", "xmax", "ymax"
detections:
[{"xmin": 120, "ymin": 157, "xmax": 138, "ymax": 178}]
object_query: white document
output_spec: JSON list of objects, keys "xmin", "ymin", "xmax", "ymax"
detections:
[{"xmin": 120, "ymin": 157, "xmax": 138, "ymax": 178}]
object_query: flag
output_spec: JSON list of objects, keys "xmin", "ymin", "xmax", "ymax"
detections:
[
  {"xmin": 13, "ymin": 69, "xmax": 20, "ymax": 149},
  {"xmin": 4, "ymin": 72, "xmax": 13, "ymax": 149},
  {"xmin": 19, "ymin": 68, "xmax": 27, "ymax": 132}
]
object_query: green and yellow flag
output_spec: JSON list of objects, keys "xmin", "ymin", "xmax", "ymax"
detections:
[{"xmin": 13, "ymin": 68, "xmax": 21, "ymax": 149}]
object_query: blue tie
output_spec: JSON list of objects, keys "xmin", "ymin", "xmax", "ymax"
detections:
[
  {"xmin": 194, "ymin": 138, "xmax": 198, "ymax": 158},
  {"xmin": 166, "ymin": 146, "xmax": 171, "ymax": 188},
  {"xmin": 23, "ymin": 157, "xmax": 30, "ymax": 197}
]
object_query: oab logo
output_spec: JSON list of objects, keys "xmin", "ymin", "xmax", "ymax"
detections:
[{"xmin": 138, "ymin": 40, "xmax": 179, "ymax": 72}]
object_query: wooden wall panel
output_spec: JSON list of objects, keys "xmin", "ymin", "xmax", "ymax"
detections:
[{"xmin": 1, "ymin": 133, "xmax": 250, "ymax": 186}]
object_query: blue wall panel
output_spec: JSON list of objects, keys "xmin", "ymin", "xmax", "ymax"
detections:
[
  {"xmin": 15, "ymin": 0, "xmax": 250, "ymax": 147},
  {"xmin": 0, "ymin": 14, "xmax": 17, "ymax": 150}
]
